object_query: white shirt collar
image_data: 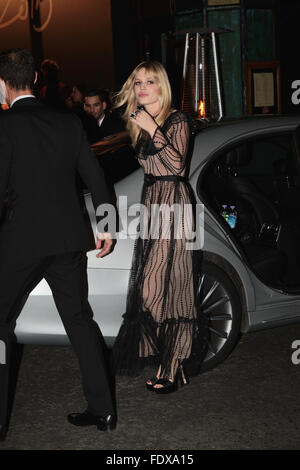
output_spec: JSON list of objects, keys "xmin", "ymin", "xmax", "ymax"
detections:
[
  {"xmin": 11, "ymin": 95, "xmax": 35, "ymax": 108},
  {"xmin": 98, "ymin": 115, "xmax": 105, "ymax": 127}
]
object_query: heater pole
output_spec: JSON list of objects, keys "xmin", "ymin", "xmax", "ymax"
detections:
[
  {"xmin": 182, "ymin": 33, "xmax": 189, "ymax": 111},
  {"xmin": 195, "ymin": 33, "xmax": 199, "ymax": 114},
  {"xmin": 212, "ymin": 32, "xmax": 223, "ymax": 121}
]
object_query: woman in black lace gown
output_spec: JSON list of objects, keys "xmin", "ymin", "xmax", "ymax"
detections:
[{"xmin": 113, "ymin": 61, "xmax": 208, "ymax": 393}]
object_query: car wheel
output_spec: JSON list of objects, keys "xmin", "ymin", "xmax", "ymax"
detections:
[{"xmin": 199, "ymin": 261, "xmax": 242, "ymax": 372}]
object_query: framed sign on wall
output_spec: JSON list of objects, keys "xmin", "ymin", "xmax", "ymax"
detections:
[{"xmin": 246, "ymin": 61, "xmax": 281, "ymax": 115}]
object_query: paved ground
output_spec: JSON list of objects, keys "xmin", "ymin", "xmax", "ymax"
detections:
[{"xmin": 0, "ymin": 322, "xmax": 300, "ymax": 450}]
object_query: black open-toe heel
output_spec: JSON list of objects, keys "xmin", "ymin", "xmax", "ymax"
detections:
[
  {"xmin": 153, "ymin": 377, "xmax": 178, "ymax": 394},
  {"xmin": 153, "ymin": 366, "xmax": 189, "ymax": 394},
  {"xmin": 146, "ymin": 376, "xmax": 160, "ymax": 391}
]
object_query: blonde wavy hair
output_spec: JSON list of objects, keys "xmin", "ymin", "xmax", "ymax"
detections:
[{"xmin": 114, "ymin": 60, "xmax": 173, "ymax": 145}]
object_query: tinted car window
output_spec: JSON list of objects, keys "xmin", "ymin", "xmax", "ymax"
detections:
[
  {"xmin": 237, "ymin": 135, "xmax": 296, "ymax": 178},
  {"xmin": 221, "ymin": 134, "xmax": 298, "ymax": 199}
]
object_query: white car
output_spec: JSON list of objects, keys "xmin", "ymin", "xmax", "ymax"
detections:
[{"xmin": 15, "ymin": 115, "xmax": 300, "ymax": 372}]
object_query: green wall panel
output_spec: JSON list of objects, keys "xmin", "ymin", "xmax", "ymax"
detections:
[
  {"xmin": 246, "ymin": 9, "xmax": 275, "ymax": 61},
  {"xmin": 175, "ymin": 12, "xmax": 203, "ymax": 31},
  {"xmin": 208, "ymin": 8, "xmax": 242, "ymax": 117}
]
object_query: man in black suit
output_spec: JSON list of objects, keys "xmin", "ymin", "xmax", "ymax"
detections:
[
  {"xmin": 83, "ymin": 88, "xmax": 124, "ymax": 143},
  {"xmin": 84, "ymin": 89, "xmax": 139, "ymax": 185},
  {"xmin": 0, "ymin": 49, "xmax": 117, "ymax": 441}
]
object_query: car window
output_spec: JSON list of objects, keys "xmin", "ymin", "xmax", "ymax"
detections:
[
  {"xmin": 199, "ymin": 129, "xmax": 300, "ymax": 291},
  {"xmin": 234, "ymin": 135, "xmax": 297, "ymax": 177}
]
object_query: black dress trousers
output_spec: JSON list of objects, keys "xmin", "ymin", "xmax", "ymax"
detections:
[{"xmin": 0, "ymin": 251, "xmax": 114, "ymax": 424}]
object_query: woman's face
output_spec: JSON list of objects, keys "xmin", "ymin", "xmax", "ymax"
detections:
[{"xmin": 134, "ymin": 68, "xmax": 160, "ymax": 108}]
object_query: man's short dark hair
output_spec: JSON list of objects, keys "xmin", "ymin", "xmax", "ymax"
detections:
[
  {"xmin": 0, "ymin": 48, "xmax": 35, "ymax": 90},
  {"xmin": 85, "ymin": 88, "xmax": 111, "ymax": 111}
]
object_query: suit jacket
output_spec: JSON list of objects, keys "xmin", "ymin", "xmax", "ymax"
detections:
[
  {"xmin": 91, "ymin": 114, "xmax": 125, "ymax": 143},
  {"xmin": 0, "ymin": 97, "xmax": 112, "ymax": 259}
]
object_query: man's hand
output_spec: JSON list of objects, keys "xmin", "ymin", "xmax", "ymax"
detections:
[{"xmin": 96, "ymin": 232, "xmax": 115, "ymax": 258}]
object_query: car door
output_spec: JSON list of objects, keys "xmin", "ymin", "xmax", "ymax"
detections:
[{"xmin": 237, "ymin": 132, "xmax": 300, "ymax": 216}]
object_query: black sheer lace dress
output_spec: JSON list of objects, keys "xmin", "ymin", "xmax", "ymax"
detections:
[{"xmin": 113, "ymin": 110, "xmax": 209, "ymax": 381}]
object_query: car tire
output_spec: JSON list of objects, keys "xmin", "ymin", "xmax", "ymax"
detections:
[{"xmin": 199, "ymin": 261, "xmax": 242, "ymax": 373}]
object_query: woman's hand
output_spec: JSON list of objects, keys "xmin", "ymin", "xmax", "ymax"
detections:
[{"xmin": 130, "ymin": 110, "xmax": 158, "ymax": 138}]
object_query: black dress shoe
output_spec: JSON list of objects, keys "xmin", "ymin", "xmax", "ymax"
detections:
[
  {"xmin": 0, "ymin": 424, "xmax": 7, "ymax": 442},
  {"xmin": 67, "ymin": 410, "xmax": 116, "ymax": 431}
]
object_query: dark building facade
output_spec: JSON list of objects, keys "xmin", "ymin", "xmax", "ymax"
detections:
[
  {"xmin": 0, "ymin": 1, "xmax": 298, "ymax": 117},
  {"xmin": 111, "ymin": 0, "xmax": 300, "ymax": 117}
]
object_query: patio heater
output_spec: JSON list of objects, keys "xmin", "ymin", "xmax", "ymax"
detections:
[{"xmin": 177, "ymin": 27, "xmax": 229, "ymax": 121}]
